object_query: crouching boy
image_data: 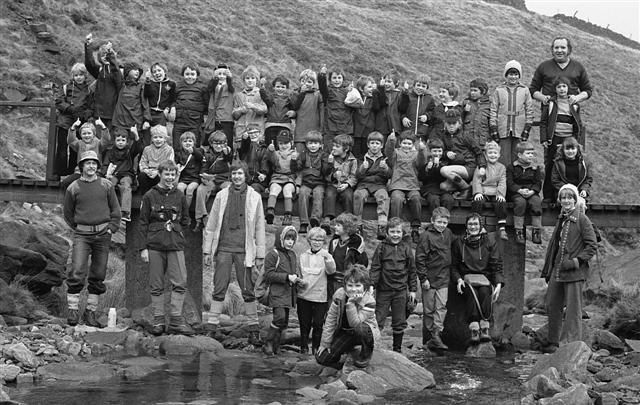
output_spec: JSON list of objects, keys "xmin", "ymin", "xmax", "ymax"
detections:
[
  {"xmin": 139, "ymin": 160, "xmax": 194, "ymax": 336},
  {"xmin": 316, "ymin": 264, "xmax": 380, "ymax": 369}
]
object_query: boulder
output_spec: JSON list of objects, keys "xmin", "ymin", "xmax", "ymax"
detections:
[
  {"xmin": 0, "ymin": 243, "xmax": 47, "ymax": 283},
  {"xmin": 344, "ymin": 370, "xmax": 387, "ymax": 396},
  {"xmin": 0, "ymin": 364, "xmax": 21, "ymax": 382},
  {"xmin": 16, "ymin": 372, "xmax": 33, "ymax": 385},
  {"xmin": 341, "ymin": 349, "xmax": 435, "ymax": 394},
  {"xmin": 37, "ymin": 362, "xmax": 119, "ymax": 382},
  {"xmin": 538, "ymin": 383, "xmax": 590, "ymax": 405},
  {"xmin": 4, "ymin": 342, "xmax": 39, "ymax": 369},
  {"xmin": 291, "ymin": 359, "xmax": 324, "ymax": 376},
  {"xmin": 465, "ymin": 342, "xmax": 496, "ymax": 358},
  {"xmin": 598, "ymin": 374, "xmax": 640, "ymax": 392},
  {"xmin": 295, "ymin": 386, "xmax": 327, "ymax": 400},
  {"xmin": 0, "ymin": 383, "xmax": 9, "ymax": 401},
  {"xmin": 593, "ymin": 330, "xmax": 625, "ymax": 353},
  {"xmin": 524, "ymin": 278, "xmax": 547, "ymax": 312},
  {"xmin": 511, "ymin": 331, "xmax": 531, "ymax": 351},
  {"xmin": 334, "ymin": 389, "xmax": 375, "ymax": 403},
  {"xmin": 529, "ymin": 341, "xmax": 592, "ymax": 382},
  {"xmin": 156, "ymin": 335, "xmax": 224, "ymax": 356},
  {"xmin": 524, "ymin": 368, "xmax": 565, "ymax": 398},
  {"xmin": 318, "ymin": 379, "xmax": 347, "ymax": 397}
]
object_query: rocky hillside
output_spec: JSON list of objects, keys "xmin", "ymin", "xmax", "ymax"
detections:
[{"xmin": 1, "ymin": 0, "xmax": 639, "ymax": 202}]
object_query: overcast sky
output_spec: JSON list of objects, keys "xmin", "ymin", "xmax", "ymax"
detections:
[{"xmin": 527, "ymin": 0, "xmax": 640, "ymax": 41}]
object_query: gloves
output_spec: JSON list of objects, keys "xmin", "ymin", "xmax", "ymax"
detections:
[
  {"xmin": 521, "ymin": 124, "xmax": 532, "ymax": 141},
  {"xmin": 560, "ymin": 259, "xmax": 577, "ymax": 271},
  {"xmin": 489, "ymin": 126, "xmax": 499, "ymax": 141}
]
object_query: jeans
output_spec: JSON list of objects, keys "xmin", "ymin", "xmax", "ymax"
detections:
[
  {"xmin": 212, "ymin": 251, "xmax": 255, "ymax": 302},
  {"xmin": 390, "ymin": 190, "xmax": 421, "ymax": 227},
  {"xmin": 471, "ymin": 195, "xmax": 507, "ymax": 222},
  {"xmin": 375, "ymin": 289, "xmax": 407, "ymax": 334},
  {"xmin": 67, "ymin": 231, "xmax": 111, "ymax": 294},
  {"xmin": 512, "ymin": 194, "xmax": 542, "ymax": 217},
  {"xmin": 324, "ymin": 185, "xmax": 353, "ymax": 217},
  {"xmin": 354, "ymin": 188, "xmax": 389, "ymax": 225},
  {"xmin": 272, "ymin": 307, "xmax": 290, "ymax": 330},
  {"xmin": 315, "ymin": 323, "xmax": 374, "ymax": 369},
  {"xmin": 298, "ymin": 185, "xmax": 324, "ymax": 224},
  {"xmin": 108, "ymin": 175, "xmax": 133, "ymax": 213}
]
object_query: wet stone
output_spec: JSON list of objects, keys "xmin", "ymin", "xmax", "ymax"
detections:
[
  {"xmin": 295, "ymin": 386, "xmax": 327, "ymax": 400},
  {"xmin": 595, "ymin": 367, "xmax": 619, "ymax": 382},
  {"xmin": 0, "ymin": 364, "xmax": 21, "ymax": 382},
  {"xmin": 466, "ymin": 342, "xmax": 497, "ymax": 358},
  {"xmin": 587, "ymin": 360, "xmax": 603, "ymax": 373}
]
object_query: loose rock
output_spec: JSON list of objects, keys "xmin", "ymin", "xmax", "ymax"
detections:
[
  {"xmin": 529, "ymin": 341, "xmax": 592, "ymax": 382},
  {"xmin": 295, "ymin": 386, "xmax": 327, "ymax": 400},
  {"xmin": 4, "ymin": 342, "xmax": 39, "ymax": 368},
  {"xmin": 538, "ymin": 383, "xmax": 590, "ymax": 405}
]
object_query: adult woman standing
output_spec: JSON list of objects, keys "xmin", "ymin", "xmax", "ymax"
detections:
[
  {"xmin": 452, "ymin": 213, "xmax": 504, "ymax": 346},
  {"xmin": 541, "ymin": 184, "xmax": 597, "ymax": 353}
]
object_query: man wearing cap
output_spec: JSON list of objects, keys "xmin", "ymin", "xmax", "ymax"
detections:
[{"xmin": 63, "ymin": 150, "xmax": 121, "ymax": 326}]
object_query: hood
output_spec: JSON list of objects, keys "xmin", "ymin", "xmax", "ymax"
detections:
[
  {"xmin": 275, "ymin": 225, "xmax": 298, "ymax": 251},
  {"xmin": 503, "ymin": 60, "xmax": 522, "ymax": 77},
  {"xmin": 123, "ymin": 62, "xmax": 143, "ymax": 84},
  {"xmin": 347, "ymin": 232, "xmax": 366, "ymax": 253}
]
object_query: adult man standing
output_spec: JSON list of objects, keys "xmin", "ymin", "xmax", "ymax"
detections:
[
  {"xmin": 63, "ymin": 150, "xmax": 121, "ymax": 326},
  {"xmin": 529, "ymin": 37, "xmax": 593, "ymax": 201},
  {"xmin": 202, "ymin": 162, "xmax": 266, "ymax": 344}
]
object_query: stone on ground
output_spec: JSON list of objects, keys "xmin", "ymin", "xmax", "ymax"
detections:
[
  {"xmin": 3, "ymin": 342, "xmax": 39, "ymax": 369},
  {"xmin": 37, "ymin": 362, "xmax": 119, "ymax": 382},
  {"xmin": 538, "ymin": 383, "xmax": 590, "ymax": 405},
  {"xmin": 156, "ymin": 334, "xmax": 223, "ymax": 356},
  {"xmin": 524, "ymin": 368, "xmax": 565, "ymax": 398},
  {"xmin": 295, "ymin": 386, "xmax": 327, "ymax": 400},
  {"xmin": 593, "ymin": 329, "xmax": 625, "ymax": 353},
  {"xmin": 0, "ymin": 364, "xmax": 21, "ymax": 382},
  {"xmin": 465, "ymin": 342, "xmax": 497, "ymax": 358},
  {"xmin": 529, "ymin": 341, "xmax": 592, "ymax": 382}
]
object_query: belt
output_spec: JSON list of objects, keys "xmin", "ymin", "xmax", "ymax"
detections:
[{"xmin": 76, "ymin": 223, "xmax": 109, "ymax": 232}]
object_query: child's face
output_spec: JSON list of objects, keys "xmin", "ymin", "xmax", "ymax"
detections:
[
  {"xmin": 432, "ymin": 216, "xmax": 449, "ymax": 233},
  {"xmin": 306, "ymin": 141, "xmax": 321, "ymax": 153},
  {"xmin": 333, "ymin": 223, "xmax": 346, "ymax": 236},
  {"xmin": 430, "ymin": 147, "xmax": 443, "ymax": 159},
  {"xmin": 330, "ymin": 73, "xmax": 343, "ymax": 88},
  {"xmin": 152, "ymin": 65, "xmax": 166, "ymax": 81},
  {"xmin": 183, "ymin": 68, "xmax": 198, "ymax": 85},
  {"xmin": 231, "ymin": 168, "xmax": 246, "ymax": 186},
  {"xmin": 244, "ymin": 74, "xmax": 258, "ymax": 89},
  {"xmin": 387, "ymin": 225, "xmax": 403, "ymax": 244},
  {"xmin": 308, "ymin": 234, "xmax": 325, "ymax": 252},
  {"xmin": 506, "ymin": 71, "xmax": 520, "ymax": 86},
  {"xmin": 368, "ymin": 140, "xmax": 383, "ymax": 155},
  {"xmin": 216, "ymin": 69, "xmax": 229, "ymax": 81},
  {"xmin": 273, "ymin": 81, "xmax": 288, "ymax": 95},
  {"xmin": 152, "ymin": 134, "xmax": 166, "ymax": 147},
  {"xmin": 362, "ymin": 81, "xmax": 375, "ymax": 97},
  {"xmin": 345, "ymin": 280, "xmax": 365, "ymax": 298},
  {"xmin": 445, "ymin": 121, "xmax": 461, "ymax": 134},
  {"xmin": 413, "ymin": 82, "xmax": 428, "ymax": 95},
  {"xmin": 212, "ymin": 140, "xmax": 225, "ymax": 152},
  {"xmin": 332, "ymin": 143, "xmax": 346, "ymax": 157},
  {"xmin": 468, "ymin": 87, "xmax": 482, "ymax": 100},
  {"xmin": 283, "ymin": 236, "xmax": 296, "ymax": 250},
  {"xmin": 564, "ymin": 144, "xmax": 578, "ymax": 159},
  {"xmin": 73, "ymin": 73, "xmax": 86, "ymax": 85},
  {"xmin": 127, "ymin": 69, "xmax": 140, "ymax": 81},
  {"xmin": 559, "ymin": 193, "xmax": 577, "ymax": 211},
  {"xmin": 438, "ymin": 88, "xmax": 452, "ymax": 103},
  {"xmin": 182, "ymin": 138, "xmax": 194, "ymax": 150},
  {"xmin": 80, "ymin": 127, "xmax": 95, "ymax": 143},
  {"xmin": 466, "ymin": 218, "xmax": 481, "ymax": 236},
  {"xmin": 115, "ymin": 136, "xmax": 128, "ymax": 149},
  {"xmin": 518, "ymin": 150, "xmax": 535, "ymax": 164},
  {"xmin": 278, "ymin": 141, "xmax": 291, "ymax": 152},
  {"xmin": 556, "ymin": 83, "xmax": 569, "ymax": 98},
  {"xmin": 400, "ymin": 139, "xmax": 414, "ymax": 152},
  {"xmin": 159, "ymin": 169, "xmax": 177, "ymax": 188},
  {"xmin": 486, "ymin": 149, "xmax": 500, "ymax": 163},
  {"xmin": 301, "ymin": 78, "xmax": 315, "ymax": 91},
  {"xmin": 248, "ymin": 129, "xmax": 262, "ymax": 143},
  {"xmin": 383, "ymin": 77, "xmax": 396, "ymax": 91}
]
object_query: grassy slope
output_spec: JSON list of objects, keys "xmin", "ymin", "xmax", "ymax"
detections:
[{"xmin": 1, "ymin": 0, "xmax": 639, "ymax": 202}]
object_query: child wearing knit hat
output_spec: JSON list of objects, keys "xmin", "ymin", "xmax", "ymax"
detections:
[{"xmin": 471, "ymin": 141, "xmax": 508, "ymax": 240}]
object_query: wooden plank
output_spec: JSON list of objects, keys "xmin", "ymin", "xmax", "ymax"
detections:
[{"xmin": 0, "ymin": 100, "xmax": 52, "ymax": 107}]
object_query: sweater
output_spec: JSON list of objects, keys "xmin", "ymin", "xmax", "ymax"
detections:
[
  {"xmin": 471, "ymin": 160, "xmax": 507, "ymax": 198},
  {"xmin": 139, "ymin": 144, "xmax": 175, "ymax": 172},
  {"xmin": 138, "ymin": 185, "xmax": 190, "ymax": 251},
  {"xmin": 529, "ymin": 59, "xmax": 593, "ymax": 99},
  {"xmin": 64, "ymin": 177, "xmax": 121, "ymax": 234},
  {"xmin": 415, "ymin": 224, "xmax": 454, "ymax": 289},
  {"xmin": 298, "ymin": 248, "xmax": 336, "ymax": 303},
  {"xmin": 174, "ymin": 79, "xmax": 208, "ymax": 121},
  {"xmin": 370, "ymin": 237, "xmax": 417, "ymax": 292}
]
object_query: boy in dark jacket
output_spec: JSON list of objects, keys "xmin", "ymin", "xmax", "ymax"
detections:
[
  {"xmin": 204, "ymin": 64, "xmax": 235, "ymax": 148},
  {"xmin": 263, "ymin": 75, "xmax": 295, "ymax": 147},
  {"xmin": 507, "ymin": 141, "xmax": 544, "ymax": 245},
  {"xmin": 84, "ymin": 33, "xmax": 122, "ymax": 129},
  {"xmin": 291, "ymin": 70, "xmax": 323, "ymax": 153},
  {"xmin": 375, "ymin": 73, "xmax": 403, "ymax": 137},
  {"xmin": 173, "ymin": 62, "xmax": 209, "ymax": 148},
  {"xmin": 428, "ymin": 81, "xmax": 465, "ymax": 141},
  {"xmin": 263, "ymin": 226, "xmax": 305, "ymax": 355},
  {"xmin": 296, "ymin": 131, "xmax": 331, "ymax": 234},
  {"xmin": 175, "ymin": 131, "xmax": 203, "ymax": 214},
  {"xmin": 328, "ymin": 213, "xmax": 369, "ymax": 299},
  {"xmin": 370, "ymin": 217, "xmax": 417, "ymax": 353},
  {"xmin": 138, "ymin": 160, "xmax": 194, "ymax": 336},
  {"xmin": 415, "ymin": 207, "xmax": 453, "ymax": 350},
  {"xmin": 101, "ymin": 127, "xmax": 143, "ymax": 221},
  {"xmin": 354, "ymin": 131, "xmax": 391, "ymax": 240},
  {"xmin": 194, "ymin": 131, "xmax": 232, "ymax": 230},
  {"xmin": 346, "ymin": 75, "xmax": 381, "ymax": 158},
  {"xmin": 318, "ymin": 65, "xmax": 352, "ymax": 150},
  {"xmin": 238, "ymin": 124, "xmax": 270, "ymax": 193},
  {"xmin": 419, "ymin": 138, "xmax": 454, "ymax": 214},
  {"xmin": 398, "ymin": 74, "xmax": 436, "ymax": 140},
  {"xmin": 112, "ymin": 62, "xmax": 151, "ymax": 145},
  {"xmin": 462, "ymin": 78, "xmax": 491, "ymax": 150},
  {"xmin": 144, "ymin": 61, "xmax": 177, "ymax": 127}
]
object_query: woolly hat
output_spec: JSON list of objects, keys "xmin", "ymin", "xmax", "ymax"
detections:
[
  {"xmin": 123, "ymin": 62, "xmax": 143, "ymax": 80},
  {"xmin": 444, "ymin": 109, "xmax": 462, "ymax": 124},
  {"xmin": 503, "ymin": 60, "xmax": 522, "ymax": 77},
  {"xmin": 557, "ymin": 183, "xmax": 586, "ymax": 210},
  {"xmin": 277, "ymin": 129, "xmax": 292, "ymax": 144},
  {"xmin": 469, "ymin": 78, "xmax": 489, "ymax": 95},
  {"xmin": 78, "ymin": 150, "xmax": 101, "ymax": 168}
]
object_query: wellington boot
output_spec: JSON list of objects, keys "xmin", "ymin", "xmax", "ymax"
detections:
[
  {"xmin": 149, "ymin": 315, "xmax": 166, "ymax": 336},
  {"xmin": 392, "ymin": 333, "xmax": 404, "ymax": 353},
  {"xmin": 427, "ymin": 332, "xmax": 449, "ymax": 350},
  {"xmin": 262, "ymin": 326, "xmax": 279, "ymax": 355},
  {"xmin": 168, "ymin": 315, "xmax": 195, "ymax": 336},
  {"xmin": 531, "ymin": 228, "xmax": 542, "ymax": 245}
]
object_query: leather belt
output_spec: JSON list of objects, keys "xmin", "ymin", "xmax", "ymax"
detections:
[{"xmin": 76, "ymin": 223, "xmax": 109, "ymax": 232}]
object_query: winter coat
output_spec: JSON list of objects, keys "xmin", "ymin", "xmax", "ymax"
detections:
[
  {"xmin": 462, "ymin": 95, "xmax": 491, "ymax": 148},
  {"xmin": 328, "ymin": 233, "xmax": 369, "ymax": 280},
  {"xmin": 202, "ymin": 185, "xmax": 266, "ymax": 268},
  {"xmin": 489, "ymin": 83, "xmax": 533, "ymax": 139},
  {"xmin": 320, "ymin": 287, "xmax": 381, "ymax": 348},
  {"xmin": 296, "ymin": 150, "xmax": 331, "ymax": 188},
  {"xmin": 298, "ymin": 248, "xmax": 336, "ymax": 303},
  {"xmin": 238, "ymin": 139, "xmax": 270, "ymax": 186},
  {"xmin": 101, "ymin": 140, "xmax": 143, "ymax": 179},
  {"xmin": 318, "ymin": 72, "xmax": 352, "ymax": 135},
  {"xmin": 175, "ymin": 147, "xmax": 204, "ymax": 184},
  {"xmin": 355, "ymin": 153, "xmax": 391, "ymax": 193},
  {"xmin": 138, "ymin": 185, "xmax": 190, "ymax": 251},
  {"xmin": 451, "ymin": 230, "xmax": 504, "ymax": 287},
  {"xmin": 370, "ymin": 237, "xmax": 417, "ymax": 292},
  {"xmin": 540, "ymin": 96, "xmax": 584, "ymax": 144},
  {"xmin": 398, "ymin": 91, "xmax": 436, "ymax": 138},
  {"xmin": 415, "ymin": 224, "xmax": 454, "ymax": 289},
  {"xmin": 541, "ymin": 209, "xmax": 597, "ymax": 283},
  {"xmin": 291, "ymin": 89, "xmax": 323, "ymax": 141},
  {"xmin": 440, "ymin": 128, "xmax": 486, "ymax": 175},
  {"xmin": 375, "ymin": 87, "xmax": 402, "ymax": 135},
  {"xmin": 506, "ymin": 161, "xmax": 543, "ymax": 197},
  {"xmin": 233, "ymin": 87, "xmax": 268, "ymax": 142},
  {"xmin": 328, "ymin": 153, "xmax": 358, "ymax": 188},
  {"xmin": 385, "ymin": 135, "xmax": 427, "ymax": 191},
  {"xmin": 144, "ymin": 78, "xmax": 177, "ymax": 112},
  {"xmin": 200, "ymin": 148, "xmax": 232, "ymax": 183},
  {"xmin": 266, "ymin": 148, "xmax": 298, "ymax": 185},
  {"xmin": 174, "ymin": 78, "xmax": 208, "ymax": 124},
  {"xmin": 551, "ymin": 156, "xmax": 592, "ymax": 196},
  {"xmin": 264, "ymin": 90, "xmax": 295, "ymax": 128},
  {"xmin": 472, "ymin": 161, "xmax": 507, "ymax": 198},
  {"xmin": 265, "ymin": 226, "xmax": 300, "ymax": 308},
  {"xmin": 204, "ymin": 77, "xmax": 235, "ymax": 135},
  {"xmin": 84, "ymin": 42, "xmax": 122, "ymax": 120},
  {"xmin": 347, "ymin": 90, "xmax": 381, "ymax": 139},
  {"xmin": 112, "ymin": 80, "xmax": 151, "ymax": 130},
  {"xmin": 55, "ymin": 80, "xmax": 93, "ymax": 129},
  {"xmin": 427, "ymin": 102, "xmax": 464, "ymax": 140}
]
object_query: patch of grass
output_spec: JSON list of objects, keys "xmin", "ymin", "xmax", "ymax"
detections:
[{"xmin": 0, "ymin": 281, "xmax": 46, "ymax": 320}]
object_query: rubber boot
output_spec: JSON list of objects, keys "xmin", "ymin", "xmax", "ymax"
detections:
[
  {"xmin": 273, "ymin": 328, "xmax": 282, "ymax": 355},
  {"xmin": 469, "ymin": 322, "xmax": 480, "ymax": 344},
  {"xmin": 263, "ymin": 325, "xmax": 279, "ymax": 355},
  {"xmin": 168, "ymin": 315, "xmax": 195, "ymax": 336},
  {"xmin": 150, "ymin": 315, "xmax": 166, "ymax": 336},
  {"xmin": 427, "ymin": 331, "xmax": 449, "ymax": 350},
  {"xmin": 300, "ymin": 333, "xmax": 309, "ymax": 354},
  {"xmin": 392, "ymin": 332, "xmax": 404, "ymax": 353},
  {"xmin": 205, "ymin": 300, "xmax": 223, "ymax": 337},
  {"xmin": 83, "ymin": 294, "xmax": 100, "ymax": 327},
  {"xmin": 479, "ymin": 320, "xmax": 491, "ymax": 342},
  {"xmin": 244, "ymin": 301, "xmax": 260, "ymax": 332},
  {"xmin": 66, "ymin": 293, "xmax": 81, "ymax": 326}
]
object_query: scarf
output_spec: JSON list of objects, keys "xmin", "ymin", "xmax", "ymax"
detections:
[{"xmin": 227, "ymin": 182, "xmax": 247, "ymax": 230}]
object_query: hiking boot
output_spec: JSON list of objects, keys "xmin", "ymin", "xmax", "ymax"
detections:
[
  {"xmin": 263, "ymin": 327, "xmax": 279, "ymax": 356},
  {"xmin": 149, "ymin": 315, "xmax": 166, "ymax": 336},
  {"xmin": 67, "ymin": 308, "xmax": 80, "ymax": 326},
  {"xmin": 531, "ymin": 228, "xmax": 542, "ymax": 244},
  {"xmin": 479, "ymin": 320, "xmax": 491, "ymax": 342},
  {"xmin": 469, "ymin": 322, "xmax": 480, "ymax": 344},
  {"xmin": 499, "ymin": 227, "xmax": 509, "ymax": 241},
  {"xmin": 266, "ymin": 208, "xmax": 275, "ymax": 225},
  {"xmin": 83, "ymin": 309, "xmax": 101, "ymax": 327},
  {"xmin": 310, "ymin": 217, "xmax": 320, "ymax": 228},
  {"xmin": 411, "ymin": 228, "xmax": 421, "ymax": 244},
  {"xmin": 427, "ymin": 332, "xmax": 449, "ymax": 350},
  {"xmin": 282, "ymin": 213, "xmax": 292, "ymax": 226},
  {"xmin": 168, "ymin": 315, "xmax": 195, "ymax": 336},
  {"xmin": 299, "ymin": 223, "xmax": 308, "ymax": 234},
  {"xmin": 515, "ymin": 229, "xmax": 526, "ymax": 245},
  {"xmin": 248, "ymin": 330, "xmax": 262, "ymax": 346}
]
